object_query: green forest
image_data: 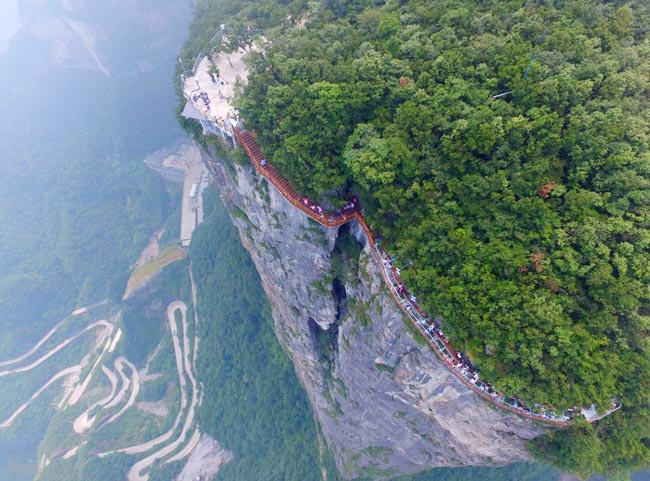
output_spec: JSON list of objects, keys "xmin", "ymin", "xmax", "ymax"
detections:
[
  {"xmin": 0, "ymin": 2, "xmax": 191, "ymax": 479},
  {"xmin": 181, "ymin": 0, "xmax": 650, "ymax": 478},
  {"xmin": 0, "ymin": 66, "xmax": 175, "ymax": 354}
]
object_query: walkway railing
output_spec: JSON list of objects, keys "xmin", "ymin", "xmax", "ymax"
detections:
[
  {"xmin": 230, "ymin": 127, "xmax": 620, "ymax": 426},
  {"xmin": 234, "ymin": 128, "xmax": 356, "ymax": 227}
]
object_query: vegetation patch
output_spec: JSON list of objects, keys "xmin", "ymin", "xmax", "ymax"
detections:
[
  {"xmin": 309, "ymin": 279, "xmax": 330, "ymax": 296},
  {"xmin": 375, "ymin": 363, "xmax": 395, "ymax": 374},
  {"xmin": 123, "ymin": 246, "xmax": 186, "ymax": 299},
  {"xmin": 348, "ymin": 298, "xmax": 372, "ymax": 327},
  {"xmin": 231, "ymin": 205, "xmax": 252, "ymax": 225},
  {"xmin": 331, "ymin": 224, "xmax": 363, "ymax": 285}
]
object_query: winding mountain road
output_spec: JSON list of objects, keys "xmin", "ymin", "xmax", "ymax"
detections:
[
  {"xmin": 98, "ymin": 300, "xmax": 200, "ymax": 471},
  {"xmin": 0, "ymin": 314, "xmax": 116, "ymax": 429},
  {"xmin": 0, "ymin": 321, "xmax": 112, "ymax": 378},
  {"xmin": 0, "ymin": 366, "xmax": 82, "ymax": 428},
  {"xmin": 73, "ymin": 364, "xmax": 119, "ymax": 433},
  {"xmin": 104, "ymin": 357, "xmax": 140, "ymax": 425},
  {"xmin": 65, "ymin": 324, "xmax": 116, "ymax": 407},
  {"xmin": 0, "ymin": 301, "xmax": 108, "ymax": 368},
  {"xmin": 0, "ymin": 319, "xmax": 68, "ymax": 368}
]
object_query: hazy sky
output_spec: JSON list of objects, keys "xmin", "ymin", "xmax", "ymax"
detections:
[{"xmin": 0, "ymin": 0, "xmax": 21, "ymax": 53}]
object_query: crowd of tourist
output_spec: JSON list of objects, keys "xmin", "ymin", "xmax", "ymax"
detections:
[
  {"xmin": 301, "ymin": 196, "xmax": 358, "ymax": 221},
  {"xmin": 378, "ymin": 249, "xmax": 577, "ymax": 423}
]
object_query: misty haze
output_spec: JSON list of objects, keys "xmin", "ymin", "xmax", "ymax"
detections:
[{"xmin": 2, "ymin": 2, "xmax": 650, "ymax": 481}]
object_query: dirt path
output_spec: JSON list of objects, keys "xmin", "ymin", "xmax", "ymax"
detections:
[
  {"xmin": 0, "ymin": 366, "xmax": 81, "ymax": 428},
  {"xmin": 134, "ymin": 229, "xmax": 163, "ymax": 268}
]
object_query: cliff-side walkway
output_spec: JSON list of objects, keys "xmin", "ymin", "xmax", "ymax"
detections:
[{"xmin": 232, "ymin": 127, "xmax": 620, "ymax": 427}]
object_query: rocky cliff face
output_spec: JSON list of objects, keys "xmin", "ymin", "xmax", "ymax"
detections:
[{"xmin": 206, "ymin": 149, "xmax": 544, "ymax": 479}]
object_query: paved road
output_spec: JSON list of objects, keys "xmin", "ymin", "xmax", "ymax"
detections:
[
  {"xmin": 98, "ymin": 301, "xmax": 197, "ymax": 461},
  {"xmin": 126, "ymin": 300, "xmax": 201, "ymax": 481},
  {"xmin": 73, "ymin": 364, "xmax": 119, "ymax": 433},
  {"xmin": 0, "ymin": 318, "xmax": 67, "ymax": 367},
  {"xmin": 0, "ymin": 318, "xmax": 114, "ymax": 429},
  {"xmin": 0, "ymin": 300, "xmax": 108, "ymax": 368},
  {"xmin": 0, "ymin": 321, "xmax": 112, "ymax": 378},
  {"xmin": 0, "ymin": 366, "xmax": 82, "ymax": 428},
  {"xmin": 105, "ymin": 358, "xmax": 140, "ymax": 425},
  {"xmin": 66, "ymin": 324, "xmax": 116, "ymax": 407}
]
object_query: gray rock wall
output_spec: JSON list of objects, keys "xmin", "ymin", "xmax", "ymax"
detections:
[{"xmin": 206, "ymin": 151, "xmax": 545, "ymax": 479}]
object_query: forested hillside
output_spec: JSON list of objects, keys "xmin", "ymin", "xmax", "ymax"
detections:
[
  {"xmin": 0, "ymin": 3, "xmax": 190, "ymax": 478},
  {"xmin": 0, "ymin": 1, "xmax": 189, "ymax": 354},
  {"xmin": 182, "ymin": 0, "xmax": 650, "ymax": 477}
]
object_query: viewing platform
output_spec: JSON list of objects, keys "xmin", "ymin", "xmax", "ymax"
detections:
[{"xmin": 180, "ymin": 40, "xmax": 261, "ymax": 143}]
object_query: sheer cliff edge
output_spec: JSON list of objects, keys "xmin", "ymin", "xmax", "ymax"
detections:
[{"xmin": 201, "ymin": 146, "xmax": 544, "ymax": 479}]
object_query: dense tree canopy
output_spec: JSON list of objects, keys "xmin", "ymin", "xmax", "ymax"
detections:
[
  {"xmin": 237, "ymin": 0, "xmax": 650, "ymax": 411},
  {"xmin": 182, "ymin": 0, "xmax": 650, "ymax": 477}
]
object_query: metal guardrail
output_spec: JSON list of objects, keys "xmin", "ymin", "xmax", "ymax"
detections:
[{"xmin": 191, "ymin": 52, "xmax": 205, "ymax": 77}]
